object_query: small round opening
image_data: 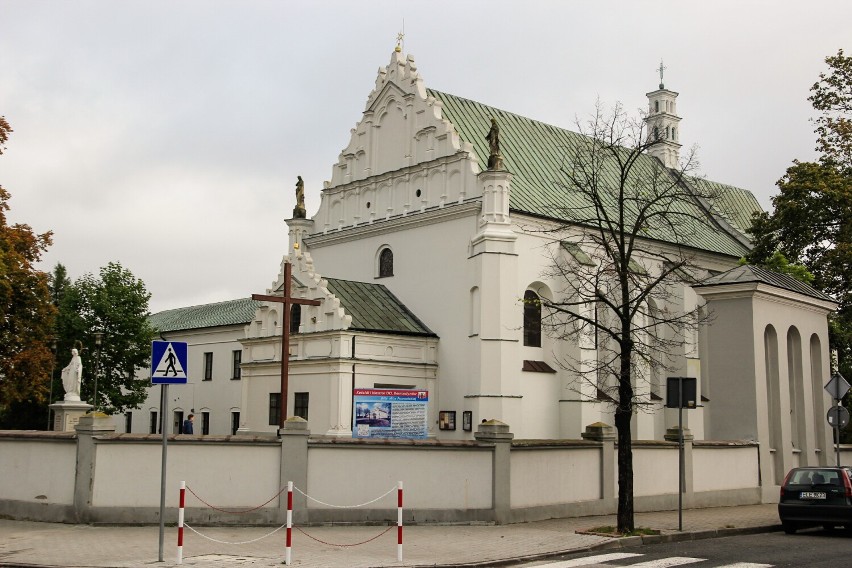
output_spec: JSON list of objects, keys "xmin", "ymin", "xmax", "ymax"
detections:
[
  {"xmin": 366, "ymin": 202, "xmax": 371, "ymax": 209},
  {"xmin": 416, "ymin": 189, "xmax": 422, "ymax": 198}
]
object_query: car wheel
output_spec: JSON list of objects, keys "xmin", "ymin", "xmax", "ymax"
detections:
[{"xmin": 782, "ymin": 521, "xmax": 798, "ymax": 535}]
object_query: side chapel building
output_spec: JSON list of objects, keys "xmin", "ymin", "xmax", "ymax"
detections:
[{"xmin": 131, "ymin": 49, "xmax": 837, "ymax": 492}]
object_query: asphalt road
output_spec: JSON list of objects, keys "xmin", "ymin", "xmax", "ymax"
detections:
[{"xmin": 519, "ymin": 530, "xmax": 852, "ymax": 567}]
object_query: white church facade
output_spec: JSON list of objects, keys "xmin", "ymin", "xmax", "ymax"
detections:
[{"xmin": 127, "ymin": 49, "xmax": 837, "ymax": 487}]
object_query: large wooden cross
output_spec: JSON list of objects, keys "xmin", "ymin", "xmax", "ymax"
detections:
[{"xmin": 252, "ymin": 261, "xmax": 321, "ymax": 428}]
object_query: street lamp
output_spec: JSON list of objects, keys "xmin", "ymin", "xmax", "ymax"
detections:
[
  {"xmin": 46, "ymin": 337, "xmax": 58, "ymax": 430},
  {"xmin": 93, "ymin": 332, "xmax": 104, "ymax": 411}
]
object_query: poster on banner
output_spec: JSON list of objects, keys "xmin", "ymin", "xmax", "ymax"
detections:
[{"xmin": 352, "ymin": 389, "xmax": 428, "ymax": 439}]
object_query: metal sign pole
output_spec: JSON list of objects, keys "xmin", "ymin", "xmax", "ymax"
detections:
[{"xmin": 158, "ymin": 384, "xmax": 169, "ymax": 562}]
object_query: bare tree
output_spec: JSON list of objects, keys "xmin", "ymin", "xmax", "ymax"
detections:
[{"xmin": 534, "ymin": 102, "xmax": 731, "ymax": 533}]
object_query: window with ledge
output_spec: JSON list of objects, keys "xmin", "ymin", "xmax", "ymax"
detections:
[
  {"xmin": 232, "ymin": 349, "xmax": 241, "ymax": 379},
  {"xmin": 294, "ymin": 392, "xmax": 309, "ymax": 421},
  {"xmin": 203, "ymin": 352, "xmax": 213, "ymax": 381},
  {"xmin": 290, "ymin": 304, "xmax": 301, "ymax": 333},
  {"xmin": 125, "ymin": 412, "xmax": 132, "ymax": 433},
  {"xmin": 523, "ymin": 290, "xmax": 542, "ymax": 347},
  {"xmin": 201, "ymin": 411, "xmax": 210, "ymax": 435},
  {"xmin": 231, "ymin": 411, "xmax": 240, "ymax": 435},
  {"xmin": 269, "ymin": 393, "xmax": 281, "ymax": 426},
  {"xmin": 378, "ymin": 248, "xmax": 394, "ymax": 278},
  {"xmin": 149, "ymin": 411, "xmax": 159, "ymax": 434}
]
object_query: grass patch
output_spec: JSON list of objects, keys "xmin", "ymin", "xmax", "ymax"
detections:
[{"xmin": 586, "ymin": 525, "xmax": 660, "ymax": 537}]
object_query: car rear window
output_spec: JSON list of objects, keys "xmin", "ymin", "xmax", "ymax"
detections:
[{"xmin": 788, "ymin": 469, "xmax": 843, "ymax": 485}]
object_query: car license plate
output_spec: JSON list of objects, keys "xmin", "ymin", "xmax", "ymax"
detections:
[{"xmin": 801, "ymin": 491, "xmax": 826, "ymax": 499}]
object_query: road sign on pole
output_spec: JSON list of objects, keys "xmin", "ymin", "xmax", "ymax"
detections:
[{"xmin": 151, "ymin": 341, "xmax": 188, "ymax": 384}]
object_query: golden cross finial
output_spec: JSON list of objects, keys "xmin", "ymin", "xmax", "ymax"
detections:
[{"xmin": 395, "ymin": 31, "xmax": 404, "ymax": 53}]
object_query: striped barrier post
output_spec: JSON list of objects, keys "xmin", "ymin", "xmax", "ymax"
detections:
[
  {"xmin": 397, "ymin": 481, "xmax": 403, "ymax": 562},
  {"xmin": 286, "ymin": 481, "xmax": 293, "ymax": 566},
  {"xmin": 177, "ymin": 480, "xmax": 185, "ymax": 564}
]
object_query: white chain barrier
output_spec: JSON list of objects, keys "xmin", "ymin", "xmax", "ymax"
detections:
[
  {"xmin": 183, "ymin": 522, "xmax": 288, "ymax": 545},
  {"xmin": 293, "ymin": 483, "xmax": 397, "ymax": 508}
]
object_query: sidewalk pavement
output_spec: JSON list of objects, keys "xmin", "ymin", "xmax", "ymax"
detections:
[{"xmin": 0, "ymin": 503, "xmax": 780, "ymax": 568}]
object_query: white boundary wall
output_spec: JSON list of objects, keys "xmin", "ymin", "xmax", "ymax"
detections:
[{"xmin": 0, "ymin": 424, "xmax": 766, "ymax": 525}]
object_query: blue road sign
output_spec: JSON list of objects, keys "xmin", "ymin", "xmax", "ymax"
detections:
[{"xmin": 151, "ymin": 341, "xmax": 188, "ymax": 384}]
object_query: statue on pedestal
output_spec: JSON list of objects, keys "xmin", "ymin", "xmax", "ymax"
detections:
[
  {"xmin": 61, "ymin": 347, "xmax": 83, "ymax": 402},
  {"xmin": 293, "ymin": 176, "xmax": 307, "ymax": 219},
  {"xmin": 486, "ymin": 117, "xmax": 504, "ymax": 171}
]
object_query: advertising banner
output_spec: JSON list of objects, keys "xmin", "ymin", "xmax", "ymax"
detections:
[{"xmin": 352, "ymin": 388, "xmax": 428, "ymax": 439}]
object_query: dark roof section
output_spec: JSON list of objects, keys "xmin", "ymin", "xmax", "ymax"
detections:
[
  {"xmin": 695, "ymin": 265, "xmax": 836, "ymax": 303},
  {"xmin": 150, "ymin": 298, "xmax": 260, "ymax": 333},
  {"xmin": 324, "ymin": 278, "xmax": 436, "ymax": 336},
  {"xmin": 428, "ymin": 89, "xmax": 762, "ymax": 258}
]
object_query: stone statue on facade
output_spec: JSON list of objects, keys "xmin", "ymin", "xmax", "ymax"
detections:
[
  {"xmin": 486, "ymin": 117, "xmax": 504, "ymax": 170},
  {"xmin": 293, "ymin": 176, "xmax": 307, "ymax": 219},
  {"xmin": 61, "ymin": 346, "xmax": 83, "ymax": 402}
]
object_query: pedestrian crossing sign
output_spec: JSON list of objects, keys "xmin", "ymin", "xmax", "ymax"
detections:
[{"xmin": 151, "ymin": 341, "xmax": 189, "ymax": 384}]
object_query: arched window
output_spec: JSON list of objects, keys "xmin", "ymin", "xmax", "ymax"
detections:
[
  {"xmin": 379, "ymin": 248, "xmax": 394, "ymax": 278},
  {"xmin": 654, "ymin": 100, "xmax": 659, "ymax": 113},
  {"xmin": 653, "ymin": 126, "xmax": 660, "ymax": 140},
  {"xmin": 290, "ymin": 304, "xmax": 301, "ymax": 334},
  {"xmin": 523, "ymin": 290, "xmax": 541, "ymax": 347}
]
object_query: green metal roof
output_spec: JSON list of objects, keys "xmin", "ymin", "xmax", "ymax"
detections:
[
  {"xmin": 324, "ymin": 278, "xmax": 436, "ymax": 336},
  {"xmin": 695, "ymin": 265, "xmax": 836, "ymax": 303},
  {"xmin": 150, "ymin": 281, "xmax": 435, "ymax": 337},
  {"xmin": 428, "ymin": 89, "xmax": 762, "ymax": 258},
  {"xmin": 687, "ymin": 176, "xmax": 763, "ymax": 238},
  {"xmin": 150, "ymin": 298, "xmax": 260, "ymax": 333}
]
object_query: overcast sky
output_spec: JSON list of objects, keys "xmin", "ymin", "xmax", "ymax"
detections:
[{"xmin": 1, "ymin": 1, "xmax": 848, "ymax": 313}]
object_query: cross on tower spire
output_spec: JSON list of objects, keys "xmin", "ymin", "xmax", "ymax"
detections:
[{"xmin": 658, "ymin": 59, "xmax": 667, "ymax": 89}]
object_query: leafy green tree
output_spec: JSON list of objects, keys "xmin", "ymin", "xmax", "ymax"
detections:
[
  {"xmin": 57, "ymin": 262, "xmax": 156, "ymax": 415},
  {"xmin": 747, "ymin": 50, "xmax": 852, "ymax": 382},
  {"xmin": 0, "ymin": 116, "xmax": 57, "ymax": 428},
  {"xmin": 49, "ymin": 263, "xmax": 71, "ymax": 307}
]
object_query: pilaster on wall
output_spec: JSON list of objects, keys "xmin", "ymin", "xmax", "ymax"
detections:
[
  {"xmin": 474, "ymin": 420, "xmax": 514, "ymax": 524},
  {"xmin": 74, "ymin": 414, "xmax": 116, "ymax": 522},
  {"xmin": 287, "ymin": 218, "xmax": 315, "ymax": 255},
  {"xmin": 471, "ymin": 169, "xmax": 515, "ymax": 256},
  {"xmin": 279, "ymin": 417, "xmax": 310, "ymax": 524},
  {"xmin": 468, "ymin": 168, "xmax": 521, "ymax": 425}
]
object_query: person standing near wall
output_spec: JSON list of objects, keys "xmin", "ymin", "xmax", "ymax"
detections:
[{"xmin": 182, "ymin": 414, "xmax": 194, "ymax": 434}]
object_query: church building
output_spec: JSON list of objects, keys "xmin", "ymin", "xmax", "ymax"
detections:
[{"xmin": 130, "ymin": 48, "xmax": 837, "ymax": 487}]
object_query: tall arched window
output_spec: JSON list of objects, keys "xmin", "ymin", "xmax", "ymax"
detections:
[
  {"xmin": 379, "ymin": 248, "xmax": 394, "ymax": 278},
  {"xmin": 523, "ymin": 290, "xmax": 541, "ymax": 347},
  {"xmin": 290, "ymin": 304, "xmax": 301, "ymax": 334}
]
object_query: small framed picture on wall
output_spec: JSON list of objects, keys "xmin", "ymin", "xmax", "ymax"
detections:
[
  {"xmin": 462, "ymin": 411, "xmax": 472, "ymax": 431},
  {"xmin": 438, "ymin": 411, "xmax": 456, "ymax": 431}
]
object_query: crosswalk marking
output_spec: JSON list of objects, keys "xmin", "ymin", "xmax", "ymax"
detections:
[
  {"xmin": 539, "ymin": 553, "xmax": 643, "ymax": 566},
  {"xmin": 629, "ymin": 558, "xmax": 705, "ymax": 567},
  {"xmin": 535, "ymin": 553, "xmax": 774, "ymax": 568}
]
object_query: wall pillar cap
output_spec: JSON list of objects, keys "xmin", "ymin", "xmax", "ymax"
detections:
[
  {"xmin": 581, "ymin": 422, "xmax": 616, "ymax": 441},
  {"xmin": 664, "ymin": 426, "xmax": 694, "ymax": 442},
  {"xmin": 474, "ymin": 420, "xmax": 514, "ymax": 442},
  {"xmin": 75, "ymin": 413, "xmax": 116, "ymax": 434},
  {"xmin": 279, "ymin": 416, "xmax": 310, "ymax": 437}
]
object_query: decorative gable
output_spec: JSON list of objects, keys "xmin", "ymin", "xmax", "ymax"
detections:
[{"xmin": 313, "ymin": 50, "xmax": 482, "ymax": 233}]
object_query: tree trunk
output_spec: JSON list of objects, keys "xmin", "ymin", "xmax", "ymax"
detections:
[{"xmin": 615, "ymin": 340, "xmax": 634, "ymax": 534}]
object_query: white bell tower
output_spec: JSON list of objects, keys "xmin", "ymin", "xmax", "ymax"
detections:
[{"xmin": 645, "ymin": 60, "xmax": 682, "ymax": 168}]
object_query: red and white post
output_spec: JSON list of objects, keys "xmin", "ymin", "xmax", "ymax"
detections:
[
  {"xmin": 397, "ymin": 481, "xmax": 403, "ymax": 562},
  {"xmin": 285, "ymin": 481, "xmax": 293, "ymax": 566},
  {"xmin": 177, "ymin": 480, "xmax": 186, "ymax": 564}
]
